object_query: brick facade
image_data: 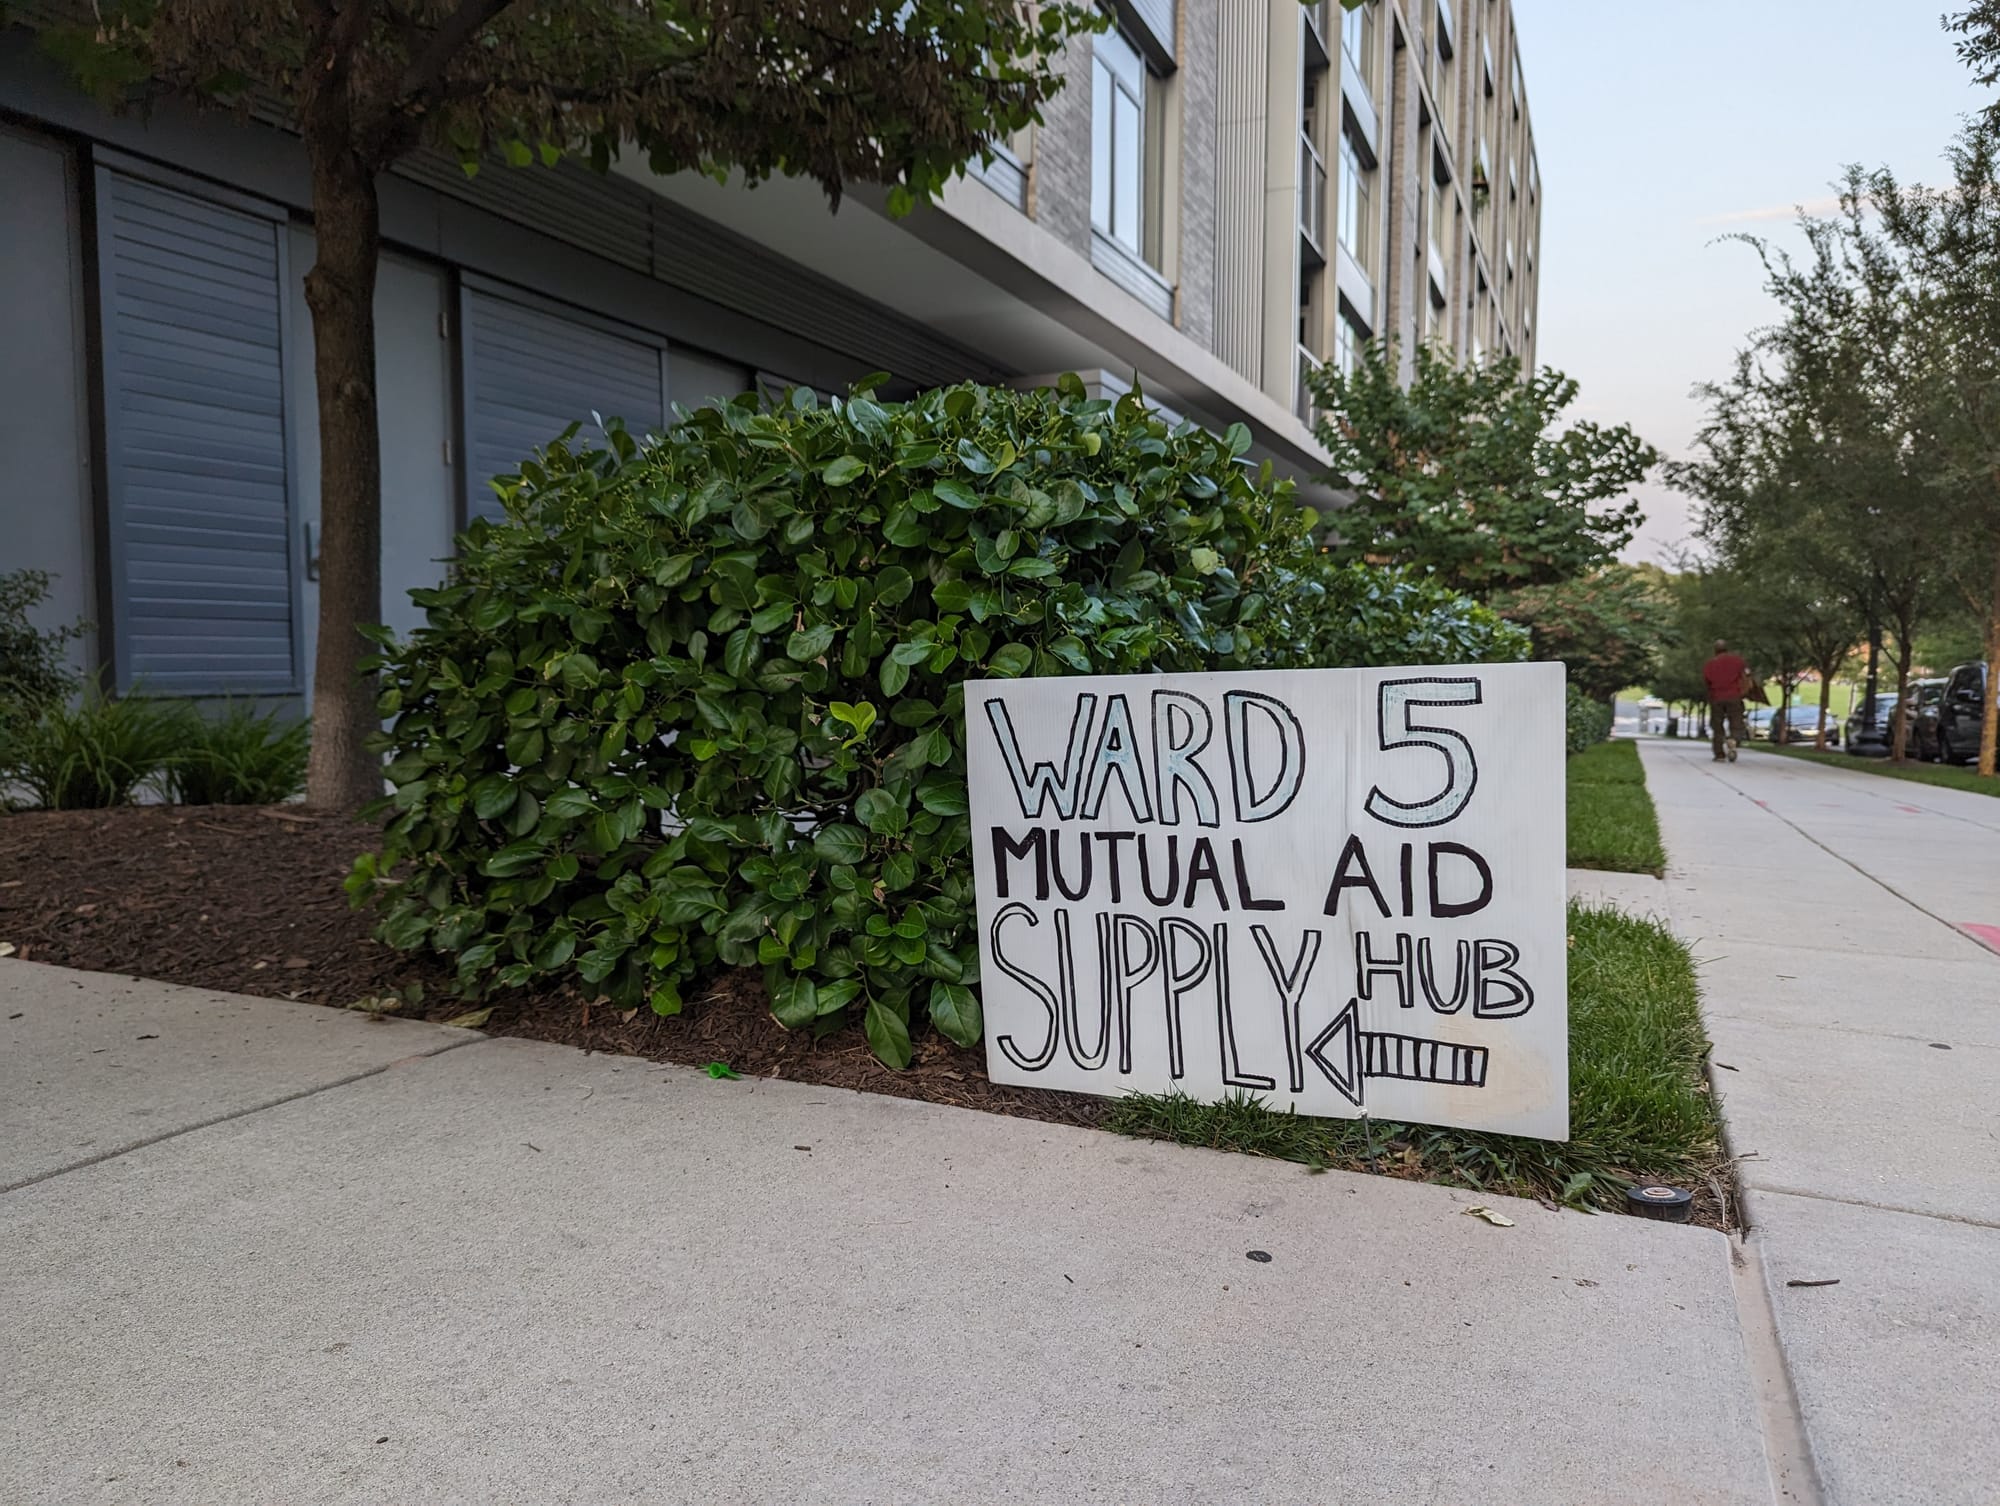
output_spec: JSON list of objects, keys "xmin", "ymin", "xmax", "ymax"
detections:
[
  {"xmin": 1175, "ymin": 0, "xmax": 1219, "ymax": 349},
  {"xmin": 1030, "ymin": 33, "xmax": 1096, "ymax": 256}
]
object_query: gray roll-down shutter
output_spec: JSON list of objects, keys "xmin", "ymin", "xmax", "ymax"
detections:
[
  {"xmin": 96, "ymin": 166, "xmax": 298, "ymax": 695},
  {"xmin": 461, "ymin": 284, "xmax": 667, "ymax": 524}
]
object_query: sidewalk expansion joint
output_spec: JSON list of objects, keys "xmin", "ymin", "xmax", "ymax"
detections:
[
  {"xmin": 1745, "ymin": 1182, "xmax": 2000, "ymax": 1233},
  {"xmin": 1729, "ymin": 1233, "xmax": 1826, "ymax": 1506},
  {"xmin": 0, "ymin": 1034, "xmax": 491, "ymax": 1197}
]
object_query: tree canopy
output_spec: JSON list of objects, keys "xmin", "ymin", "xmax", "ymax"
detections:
[
  {"xmin": 1306, "ymin": 341, "xmax": 1658, "ymax": 600},
  {"xmin": 33, "ymin": 0, "xmax": 1099, "ymax": 808}
]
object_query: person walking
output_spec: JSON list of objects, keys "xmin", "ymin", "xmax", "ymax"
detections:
[{"xmin": 1702, "ymin": 639, "xmax": 1754, "ymax": 763}]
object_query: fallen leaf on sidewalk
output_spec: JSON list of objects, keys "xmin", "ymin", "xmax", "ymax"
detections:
[
  {"xmin": 1786, "ymin": 1278, "xmax": 1840, "ymax": 1288},
  {"xmin": 1463, "ymin": 1206, "xmax": 1516, "ymax": 1227},
  {"xmin": 441, "ymin": 1007, "xmax": 493, "ymax": 1030}
]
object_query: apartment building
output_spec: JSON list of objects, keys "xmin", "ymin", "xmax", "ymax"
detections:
[{"xmin": 0, "ymin": 1, "xmax": 1538, "ymax": 705}]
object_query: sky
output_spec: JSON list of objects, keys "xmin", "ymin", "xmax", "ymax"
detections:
[{"xmin": 1509, "ymin": 0, "xmax": 1988, "ymax": 567}]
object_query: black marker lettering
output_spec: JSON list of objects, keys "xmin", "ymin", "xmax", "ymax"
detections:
[
  {"xmin": 988, "ymin": 902, "xmax": 1060, "ymax": 1071},
  {"xmin": 1050, "ymin": 828, "xmax": 1093, "ymax": 902},
  {"xmin": 1064, "ymin": 912, "xmax": 1113, "ymax": 1068},
  {"xmin": 1473, "ymin": 938, "xmax": 1534, "ymax": 1018},
  {"xmin": 991, "ymin": 826, "xmax": 1048, "ymax": 902},
  {"xmin": 1159, "ymin": 917, "xmax": 1210, "ymax": 1080},
  {"xmin": 1231, "ymin": 840, "xmax": 1285, "ymax": 911},
  {"xmin": 1080, "ymin": 693, "xmax": 1155, "ymax": 822},
  {"xmin": 1322, "ymin": 834, "xmax": 1390, "ymax": 918},
  {"xmin": 1110, "ymin": 914, "xmax": 1162, "ymax": 1073},
  {"xmin": 1428, "ymin": 842, "xmax": 1494, "ymax": 919},
  {"xmin": 1183, "ymin": 837, "xmax": 1231, "ymax": 910},
  {"xmin": 1224, "ymin": 691, "xmax": 1307, "ymax": 822},
  {"xmin": 985, "ymin": 695, "xmax": 1096, "ymax": 820},
  {"xmin": 1417, "ymin": 937, "xmax": 1473, "ymax": 1014},
  {"xmin": 1138, "ymin": 834, "xmax": 1180, "ymax": 907},
  {"xmin": 1252, "ymin": 926, "xmax": 1325, "ymax": 1094},
  {"xmin": 1093, "ymin": 830, "xmax": 1137, "ymax": 903},
  {"xmin": 1214, "ymin": 923, "xmax": 1276, "ymax": 1090},
  {"xmin": 1355, "ymin": 930, "xmax": 1415, "ymax": 1010},
  {"xmin": 1151, "ymin": 690, "xmax": 1221, "ymax": 828}
]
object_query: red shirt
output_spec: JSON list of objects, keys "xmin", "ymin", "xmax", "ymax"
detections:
[{"xmin": 1703, "ymin": 653, "xmax": 1748, "ymax": 703}]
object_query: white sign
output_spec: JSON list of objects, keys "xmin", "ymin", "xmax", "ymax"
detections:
[{"xmin": 965, "ymin": 663, "xmax": 1568, "ymax": 1140}]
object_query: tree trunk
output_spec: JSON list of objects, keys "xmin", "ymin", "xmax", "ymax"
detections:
[
  {"xmin": 1890, "ymin": 640, "xmax": 1915, "ymax": 763},
  {"xmin": 1982, "ymin": 544, "xmax": 2000, "ymax": 779},
  {"xmin": 301, "ymin": 139, "xmax": 386, "ymax": 810}
]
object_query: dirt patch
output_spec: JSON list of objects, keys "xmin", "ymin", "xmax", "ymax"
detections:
[{"xmin": 0, "ymin": 805, "xmax": 1105, "ymax": 1131}]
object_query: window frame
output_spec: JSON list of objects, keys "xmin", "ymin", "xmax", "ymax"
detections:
[{"xmin": 1091, "ymin": 26, "xmax": 1151, "ymax": 261}]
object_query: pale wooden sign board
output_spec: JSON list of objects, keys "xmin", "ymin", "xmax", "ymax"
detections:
[{"xmin": 965, "ymin": 663, "xmax": 1569, "ymax": 1141}]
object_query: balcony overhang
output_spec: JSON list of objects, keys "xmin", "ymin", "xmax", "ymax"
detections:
[{"xmin": 610, "ymin": 161, "xmax": 1334, "ymax": 504}]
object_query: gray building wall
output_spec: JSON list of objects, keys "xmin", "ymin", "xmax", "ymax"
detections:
[
  {"xmin": 0, "ymin": 124, "xmax": 97, "ymax": 674},
  {"xmin": 1175, "ymin": 0, "xmax": 1220, "ymax": 350},
  {"xmin": 1031, "ymin": 32, "xmax": 1096, "ymax": 256}
]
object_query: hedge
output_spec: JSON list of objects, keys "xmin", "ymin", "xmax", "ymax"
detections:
[
  {"xmin": 352, "ymin": 380, "xmax": 1524, "ymax": 1063},
  {"xmin": 1566, "ymin": 683, "xmax": 1615, "ymax": 754}
]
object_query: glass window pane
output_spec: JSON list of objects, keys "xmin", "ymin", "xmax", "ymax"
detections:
[
  {"xmin": 1091, "ymin": 61, "xmax": 1112, "ymax": 234},
  {"xmin": 1097, "ymin": 27, "xmax": 1144, "ymax": 94},
  {"xmin": 1113, "ymin": 88, "xmax": 1142, "ymax": 250}
]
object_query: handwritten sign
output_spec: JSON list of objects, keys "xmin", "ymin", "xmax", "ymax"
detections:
[{"xmin": 965, "ymin": 664, "xmax": 1568, "ymax": 1140}]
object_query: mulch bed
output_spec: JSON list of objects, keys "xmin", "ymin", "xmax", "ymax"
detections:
[
  {"xmin": 0, "ymin": 805, "xmax": 1730, "ymax": 1231},
  {"xmin": 0, "ymin": 805, "xmax": 1105, "ymax": 1133}
]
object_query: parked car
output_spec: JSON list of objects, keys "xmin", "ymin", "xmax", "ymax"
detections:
[
  {"xmin": 1746, "ymin": 706, "xmax": 1778, "ymax": 741},
  {"xmin": 1843, "ymin": 692, "xmax": 1901, "ymax": 755},
  {"xmin": 1905, "ymin": 677, "xmax": 1949, "ymax": 761},
  {"xmin": 1935, "ymin": 662, "xmax": 1989, "ymax": 765},
  {"xmin": 1769, "ymin": 703, "xmax": 1840, "ymax": 748}
]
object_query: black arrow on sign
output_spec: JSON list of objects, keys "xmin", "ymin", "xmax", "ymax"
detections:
[{"xmin": 1305, "ymin": 998, "xmax": 1491, "ymax": 1108}]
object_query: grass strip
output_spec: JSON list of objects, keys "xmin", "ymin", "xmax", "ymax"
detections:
[
  {"xmin": 1748, "ymin": 741, "xmax": 2000, "ymax": 798},
  {"xmin": 1104, "ymin": 902, "xmax": 1724, "ymax": 1213},
  {"xmin": 1566, "ymin": 739, "xmax": 1666, "ymax": 875}
]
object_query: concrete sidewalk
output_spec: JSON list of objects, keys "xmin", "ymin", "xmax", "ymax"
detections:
[
  {"xmin": 0, "ymin": 959, "xmax": 1769, "ymax": 1506},
  {"xmin": 1641, "ymin": 740, "xmax": 2000, "ymax": 1506}
]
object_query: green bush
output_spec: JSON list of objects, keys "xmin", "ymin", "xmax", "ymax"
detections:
[
  {"xmin": 165, "ymin": 704, "xmax": 310, "ymax": 805},
  {"xmin": 0, "ymin": 569, "xmax": 86, "ymax": 734},
  {"xmin": 1311, "ymin": 562, "xmax": 1528, "ymax": 667},
  {"xmin": 354, "ymin": 380, "xmax": 1524, "ymax": 1062},
  {"xmin": 1566, "ymin": 683, "xmax": 1614, "ymax": 754},
  {"xmin": 1, "ymin": 693, "xmax": 193, "ymax": 809}
]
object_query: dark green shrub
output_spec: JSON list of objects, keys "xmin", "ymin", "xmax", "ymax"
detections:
[
  {"xmin": 1310, "ymin": 562, "xmax": 1528, "ymax": 667},
  {"xmin": 0, "ymin": 569, "xmax": 87, "ymax": 734},
  {"xmin": 165, "ymin": 704, "xmax": 311, "ymax": 805},
  {"xmin": 354, "ymin": 380, "xmax": 1523, "ymax": 1062},
  {"xmin": 1566, "ymin": 683, "xmax": 1614, "ymax": 754},
  {"xmin": 1, "ymin": 694, "xmax": 194, "ymax": 809}
]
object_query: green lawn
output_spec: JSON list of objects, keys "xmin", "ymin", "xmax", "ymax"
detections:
[
  {"xmin": 1748, "ymin": 741, "xmax": 2000, "ymax": 797},
  {"xmin": 1566, "ymin": 739, "xmax": 1666, "ymax": 876},
  {"xmin": 1105, "ymin": 902, "xmax": 1725, "ymax": 1213}
]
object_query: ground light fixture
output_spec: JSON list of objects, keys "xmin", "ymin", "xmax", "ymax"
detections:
[{"xmin": 1625, "ymin": 1184, "xmax": 1694, "ymax": 1222}]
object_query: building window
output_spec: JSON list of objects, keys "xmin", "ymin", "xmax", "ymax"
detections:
[
  {"xmin": 1343, "ymin": 1, "xmax": 1375, "ymax": 96},
  {"xmin": 1334, "ymin": 306, "xmax": 1369, "ymax": 376},
  {"xmin": 1435, "ymin": 34, "xmax": 1458, "ymax": 149},
  {"xmin": 1338, "ymin": 132, "xmax": 1372, "ymax": 273},
  {"xmin": 1092, "ymin": 28, "xmax": 1148, "ymax": 259}
]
